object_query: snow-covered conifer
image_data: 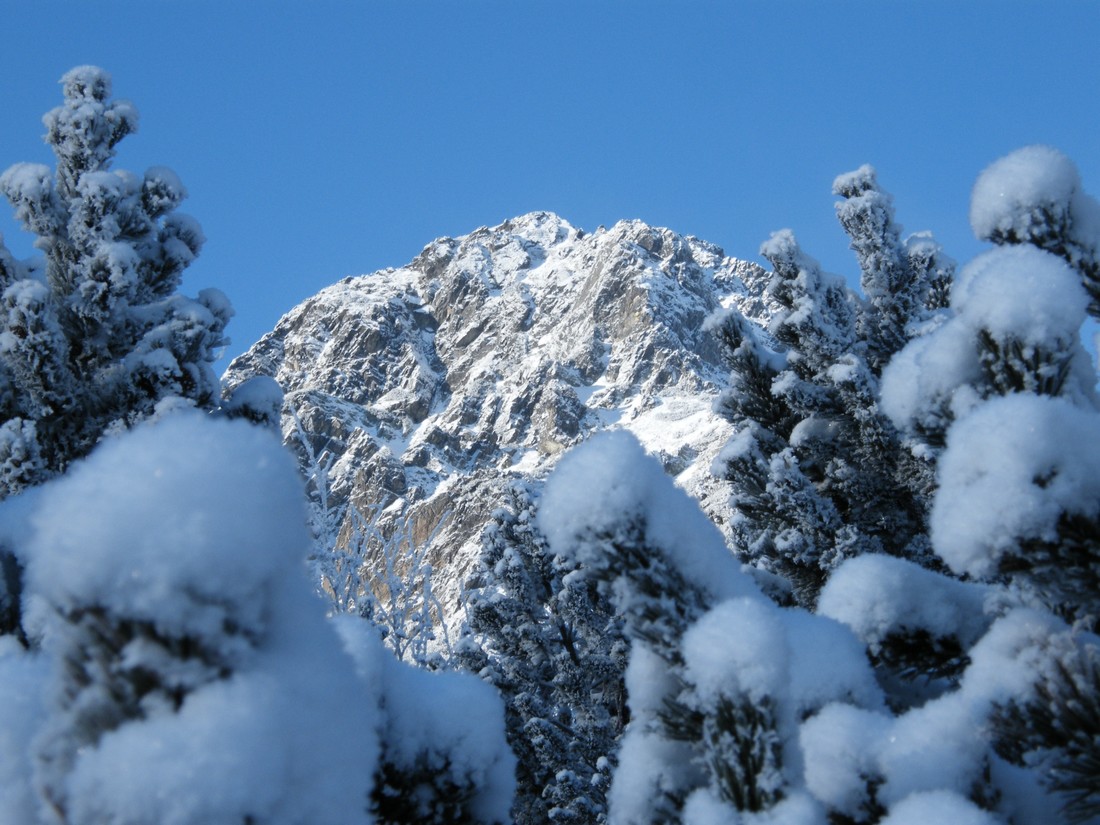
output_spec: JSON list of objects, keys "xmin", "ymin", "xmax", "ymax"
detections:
[
  {"xmin": 458, "ymin": 483, "xmax": 626, "ymax": 824},
  {"xmin": 876, "ymin": 146, "xmax": 1100, "ymax": 819},
  {"xmin": 6, "ymin": 413, "xmax": 377, "ymax": 825},
  {"xmin": 708, "ymin": 309, "xmax": 835, "ymax": 602},
  {"xmin": 0, "ymin": 408, "xmax": 516, "ymax": 825},
  {"xmin": 0, "ymin": 66, "xmax": 230, "ymax": 494},
  {"xmin": 883, "ymin": 190, "xmax": 1097, "ymax": 487},
  {"xmin": 541, "ymin": 432, "xmax": 884, "ymax": 824},
  {"xmin": 714, "ymin": 220, "xmax": 931, "ymax": 606}
]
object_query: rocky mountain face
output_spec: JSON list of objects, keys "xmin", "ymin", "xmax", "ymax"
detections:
[{"xmin": 223, "ymin": 211, "xmax": 773, "ymax": 631}]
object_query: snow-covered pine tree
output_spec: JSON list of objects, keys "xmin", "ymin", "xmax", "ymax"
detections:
[
  {"xmin": 863, "ymin": 146, "xmax": 1100, "ymax": 820},
  {"xmin": 541, "ymin": 433, "xmax": 1064, "ymax": 825},
  {"xmin": 11, "ymin": 414, "xmax": 379, "ymax": 825},
  {"xmin": 0, "ymin": 66, "xmax": 231, "ymax": 493},
  {"xmin": 883, "ymin": 151, "xmax": 1099, "ymax": 624},
  {"xmin": 0, "ymin": 407, "xmax": 516, "ymax": 825},
  {"xmin": 714, "ymin": 173, "xmax": 943, "ymax": 607},
  {"xmin": 710, "ymin": 236, "xmax": 853, "ymax": 604},
  {"xmin": 540, "ymin": 431, "xmax": 886, "ymax": 824},
  {"xmin": 791, "ymin": 168, "xmax": 952, "ymax": 562},
  {"xmin": 457, "ymin": 482, "xmax": 626, "ymax": 824},
  {"xmin": 0, "ymin": 66, "xmax": 231, "ymax": 642}
]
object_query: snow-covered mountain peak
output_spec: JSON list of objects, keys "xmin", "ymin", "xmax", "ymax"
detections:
[{"xmin": 224, "ymin": 213, "xmax": 771, "ymax": 622}]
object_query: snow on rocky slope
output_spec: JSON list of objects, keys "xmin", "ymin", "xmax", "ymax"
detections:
[{"xmin": 223, "ymin": 211, "xmax": 773, "ymax": 628}]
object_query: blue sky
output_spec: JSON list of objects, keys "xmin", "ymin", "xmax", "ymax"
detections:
[{"xmin": 1, "ymin": 2, "xmax": 1098, "ymax": 370}]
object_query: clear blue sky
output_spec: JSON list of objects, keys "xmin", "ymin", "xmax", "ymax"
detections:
[{"xmin": 1, "ymin": 1, "xmax": 1097, "ymax": 370}]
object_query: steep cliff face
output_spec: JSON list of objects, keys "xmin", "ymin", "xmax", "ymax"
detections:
[{"xmin": 223, "ymin": 212, "xmax": 773, "ymax": 625}]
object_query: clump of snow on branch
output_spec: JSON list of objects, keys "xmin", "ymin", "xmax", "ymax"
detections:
[
  {"xmin": 877, "ymin": 790, "xmax": 1000, "ymax": 825},
  {"xmin": 23, "ymin": 414, "xmax": 305, "ymax": 643},
  {"xmin": 951, "ymin": 246, "xmax": 1087, "ymax": 346},
  {"xmin": 878, "ymin": 313, "xmax": 981, "ymax": 439},
  {"xmin": 818, "ymin": 554, "xmax": 992, "ymax": 654},
  {"xmin": 801, "ymin": 607, "xmax": 1075, "ymax": 819},
  {"xmin": 970, "ymin": 145, "xmax": 1093, "ymax": 249},
  {"xmin": 932, "ymin": 393, "xmax": 1100, "ymax": 579},
  {"xmin": 0, "ymin": 637, "xmax": 49, "ymax": 822},
  {"xmin": 539, "ymin": 429, "xmax": 759, "ymax": 605},
  {"xmin": 221, "ymin": 374, "xmax": 284, "ymax": 427},
  {"xmin": 778, "ymin": 607, "xmax": 884, "ymax": 714},
  {"xmin": 682, "ymin": 597, "xmax": 788, "ymax": 705},
  {"xmin": 337, "ymin": 616, "xmax": 516, "ymax": 824},
  {"xmin": 880, "ymin": 245, "xmax": 1095, "ymax": 440}
]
